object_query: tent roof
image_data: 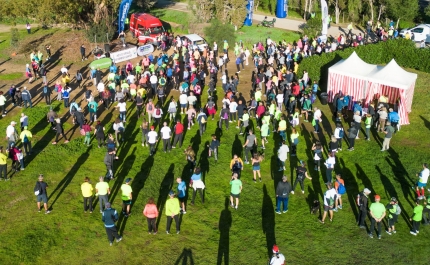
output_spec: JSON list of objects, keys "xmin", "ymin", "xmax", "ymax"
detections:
[
  {"xmin": 367, "ymin": 59, "xmax": 418, "ymax": 90},
  {"xmin": 329, "ymin": 51, "xmax": 380, "ymax": 79}
]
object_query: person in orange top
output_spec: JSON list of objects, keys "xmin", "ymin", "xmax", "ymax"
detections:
[
  {"xmin": 143, "ymin": 197, "xmax": 159, "ymax": 234},
  {"xmin": 334, "ymin": 173, "xmax": 345, "ymax": 211}
]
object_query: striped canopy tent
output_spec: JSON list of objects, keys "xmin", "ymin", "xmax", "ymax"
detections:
[
  {"xmin": 327, "ymin": 51, "xmax": 380, "ymax": 108},
  {"xmin": 365, "ymin": 59, "xmax": 417, "ymax": 125}
]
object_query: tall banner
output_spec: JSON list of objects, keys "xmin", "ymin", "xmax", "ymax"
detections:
[
  {"xmin": 244, "ymin": 0, "xmax": 254, "ymax": 26},
  {"xmin": 276, "ymin": 0, "xmax": 288, "ymax": 18},
  {"xmin": 118, "ymin": 0, "xmax": 133, "ymax": 34},
  {"xmin": 321, "ymin": 0, "xmax": 328, "ymax": 35}
]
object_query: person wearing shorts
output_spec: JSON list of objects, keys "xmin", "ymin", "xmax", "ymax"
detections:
[
  {"xmin": 121, "ymin": 178, "xmax": 133, "ymax": 217},
  {"xmin": 251, "ymin": 153, "xmax": 262, "ymax": 183},
  {"xmin": 230, "ymin": 173, "xmax": 242, "ymax": 210},
  {"xmin": 176, "ymin": 177, "xmax": 187, "ymax": 214},
  {"xmin": 385, "ymin": 197, "xmax": 399, "ymax": 235},
  {"xmin": 319, "ymin": 183, "xmax": 337, "ymax": 224},
  {"xmin": 415, "ymin": 163, "xmax": 429, "ymax": 200},
  {"xmin": 34, "ymin": 174, "xmax": 51, "ymax": 214}
]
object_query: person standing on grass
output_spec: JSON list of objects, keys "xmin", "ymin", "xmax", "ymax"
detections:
[
  {"xmin": 95, "ymin": 176, "xmax": 110, "ymax": 213},
  {"xmin": 319, "ymin": 183, "xmax": 337, "ymax": 224},
  {"xmin": 102, "ymin": 202, "xmax": 122, "ymax": 246},
  {"xmin": 34, "ymin": 174, "xmax": 50, "ymax": 214},
  {"xmin": 415, "ymin": 163, "xmax": 429, "ymax": 200},
  {"xmin": 186, "ymin": 105, "xmax": 196, "ymax": 130},
  {"xmin": 176, "ymin": 177, "xmax": 187, "ymax": 214},
  {"xmin": 165, "ymin": 190, "xmax": 181, "ymax": 234},
  {"xmin": 42, "ymin": 83, "xmax": 52, "ymax": 105},
  {"xmin": 0, "ymin": 91, "xmax": 7, "ymax": 116},
  {"xmin": 52, "ymin": 118, "xmax": 69, "ymax": 145},
  {"xmin": 121, "ymin": 178, "xmax": 133, "ymax": 217},
  {"xmin": 334, "ymin": 123, "xmax": 344, "ymax": 151},
  {"xmin": 269, "ymin": 245, "xmax": 286, "ymax": 265},
  {"xmin": 251, "ymin": 153, "xmax": 262, "ymax": 183},
  {"xmin": 21, "ymin": 87, "xmax": 32, "ymax": 108},
  {"xmin": 172, "ymin": 120, "xmax": 184, "ymax": 149},
  {"xmin": 368, "ymin": 194, "xmax": 386, "ymax": 239},
  {"xmin": 423, "ymin": 196, "xmax": 430, "ymax": 225},
  {"xmin": 104, "ymin": 148, "xmax": 115, "ymax": 179},
  {"xmin": 260, "ymin": 120, "xmax": 269, "ymax": 149},
  {"xmin": 243, "ymin": 129, "xmax": 257, "ymax": 164},
  {"xmin": 364, "ymin": 114, "xmax": 372, "ymax": 141},
  {"xmin": 230, "ymin": 173, "xmax": 242, "ymax": 210},
  {"xmin": 94, "ymin": 121, "xmax": 105, "ymax": 148},
  {"xmin": 6, "ymin": 121, "xmax": 18, "ymax": 149},
  {"xmin": 410, "ymin": 200, "xmax": 423, "ymax": 236},
  {"xmin": 81, "ymin": 177, "xmax": 94, "ymax": 213},
  {"xmin": 230, "ymin": 155, "xmax": 244, "ymax": 179},
  {"xmin": 147, "ymin": 126, "xmax": 158, "ymax": 156},
  {"xmin": 208, "ymin": 134, "xmax": 220, "ymax": 162},
  {"xmin": 324, "ymin": 152, "xmax": 336, "ymax": 184},
  {"xmin": 347, "ymin": 122, "xmax": 357, "ymax": 151},
  {"xmin": 291, "ymin": 161, "xmax": 312, "ymax": 195},
  {"xmin": 190, "ymin": 167, "xmax": 205, "ymax": 205},
  {"xmin": 0, "ymin": 147, "xmax": 8, "ymax": 180},
  {"xmin": 160, "ymin": 122, "xmax": 172, "ymax": 153},
  {"xmin": 357, "ymin": 188, "xmax": 371, "ymax": 228},
  {"xmin": 197, "ymin": 108, "xmax": 208, "ymax": 136},
  {"xmin": 275, "ymin": 175, "xmax": 292, "ymax": 214},
  {"xmin": 385, "ymin": 197, "xmax": 400, "ymax": 235},
  {"xmin": 381, "ymin": 121, "xmax": 395, "ymax": 151},
  {"xmin": 333, "ymin": 173, "xmax": 346, "ymax": 211},
  {"xmin": 219, "ymin": 104, "xmax": 229, "ymax": 130},
  {"xmin": 88, "ymin": 99, "xmax": 98, "ymax": 123},
  {"xmin": 146, "ymin": 99, "xmax": 155, "ymax": 124},
  {"xmin": 20, "ymin": 125, "xmax": 33, "ymax": 155},
  {"xmin": 143, "ymin": 197, "xmax": 159, "ymax": 235},
  {"xmin": 277, "ymin": 140, "xmax": 289, "ymax": 172}
]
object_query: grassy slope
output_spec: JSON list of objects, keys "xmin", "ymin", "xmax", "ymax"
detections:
[{"xmin": 0, "ymin": 30, "xmax": 430, "ymax": 265}]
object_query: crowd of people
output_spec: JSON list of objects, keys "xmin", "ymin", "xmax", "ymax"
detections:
[{"xmin": 1, "ymin": 26, "xmax": 428, "ymax": 256}]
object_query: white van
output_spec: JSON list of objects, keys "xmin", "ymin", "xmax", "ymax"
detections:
[
  {"xmin": 181, "ymin": 34, "xmax": 208, "ymax": 51},
  {"xmin": 399, "ymin": 24, "xmax": 430, "ymax": 42}
]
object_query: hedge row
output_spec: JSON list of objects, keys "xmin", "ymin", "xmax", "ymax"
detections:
[{"xmin": 298, "ymin": 39, "xmax": 430, "ymax": 89}]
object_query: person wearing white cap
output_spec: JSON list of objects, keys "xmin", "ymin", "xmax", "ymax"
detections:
[
  {"xmin": 6, "ymin": 121, "xmax": 18, "ymax": 148},
  {"xmin": 357, "ymin": 188, "xmax": 371, "ymax": 228},
  {"xmin": 269, "ymin": 244, "xmax": 285, "ymax": 265}
]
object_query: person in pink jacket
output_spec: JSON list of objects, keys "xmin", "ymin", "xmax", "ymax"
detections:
[{"xmin": 143, "ymin": 197, "xmax": 159, "ymax": 234}]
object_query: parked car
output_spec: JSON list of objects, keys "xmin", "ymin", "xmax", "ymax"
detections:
[
  {"xmin": 399, "ymin": 24, "xmax": 430, "ymax": 42},
  {"xmin": 181, "ymin": 34, "xmax": 208, "ymax": 51}
]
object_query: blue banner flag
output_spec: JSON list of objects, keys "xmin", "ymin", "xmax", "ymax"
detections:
[{"xmin": 118, "ymin": 0, "xmax": 133, "ymax": 34}]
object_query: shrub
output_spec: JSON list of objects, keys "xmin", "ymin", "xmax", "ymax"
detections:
[
  {"xmin": 203, "ymin": 19, "xmax": 236, "ymax": 49},
  {"xmin": 298, "ymin": 38, "xmax": 430, "ymax": 89},
  {"xmin": 85, "ymin": 18, "xmax": 116, "ymax": 43},
  {"xmin": 10, "ymin": 28, "xmax": 19, "ymax": 47}
]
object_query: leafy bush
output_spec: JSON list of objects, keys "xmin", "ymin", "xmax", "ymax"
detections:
[
  {"xmin": 10, "ymin": 28, "xmax": 19, "ymax": 47},
  {"xmin": 300, "ymin": 15, "xmax": 322, "ymax": 38},
  {"xmin": 298, "ymin": 38, "xmax": 430, "ymax": 88},
  {"xmin": 203, "ymin": 19, "xmax": 236, "ymax": 49},
  {"xmin": 85, "ymin": 18, "xmax": 116, "ymax": 43}
]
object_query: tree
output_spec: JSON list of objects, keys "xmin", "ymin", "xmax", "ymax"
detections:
[
  {"xmin": 203, "ymin": 19, "xmax": 236, "ymax": 48},
  {"xmin": 214, "ymin": 0, "xmax": 247, "ymax": 28},
  {"xmin": 347, "ymin": 0, "xmax": 362, "ymax": 22},
  {"xmin": 301, "ymin": 14, "xmax": 322, "ymax": 37},
  {"xmin": 191, "ymin": 0, "xmax": 215, "ymax": 23},
  {"xmin": 386, "ymin": 0, "xmax": 418, "ymax": 24}
]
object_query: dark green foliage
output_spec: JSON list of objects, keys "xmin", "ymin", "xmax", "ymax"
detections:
[
  {"xmin": 10, "ymin": 28, "xmax": 19, "ymax": 47},
  {"xmin": 84, "ymin": 18, "xmax": 116, "ymax": 43},
  {"xmin": 203, "ymin": 19, "xmax": 236, "ymax": 48},
  {"xmin": 298, "ymin": 39, "xmax": 430, "ymax": 87},
  {"xmin": 301, "ymin": 14, "xmax": 322, "ymax": 38}
]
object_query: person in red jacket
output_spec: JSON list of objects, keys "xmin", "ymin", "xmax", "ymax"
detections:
[
  {"xmin": 143, "ymin": 197, "xmax": 159, "ymax": 234},
  {"xmin": 291, "ymin": 82, "xmax": 300, "ymax": 96},
  {"xmin": 256, "ymin": 101, "xmax": 266, "ymax": 128},
  {"xmin": 172, "ymin": 120, "xmax": 184, "ymax": 148}
]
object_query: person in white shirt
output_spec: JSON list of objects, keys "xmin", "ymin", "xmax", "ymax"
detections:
[
  {"xmin": 160, "ymin": 122, "xmax": 172, "ymax": 153},
  {"xmin": 147, "ymin": 126, "xmax": 158, "ymax": 156},
  {"xmin": 324, "ymin": 152, "xmax": 336, "ymax": 184},
  {"xmin": 213, "ymin": 41, "xmax": 218, "ymax": 57},
  {"xmin": 269, "ymin": 245, "xmax": 285, "ymax": 265},
  {"xmin": 179, "ymin": 92, "xmax": 188, "ymax": 114},
  {"xmin": 218, "ymin": 57, "xmax": 224, "ymax": 72},
  {"xmin": 115, "ymin": 99, "xmax": 127, "ymax": 122},
  {"xmin": 187, "ymin": 92, "xmax": 197, "ymax": 110},
  {"xmin": 221, "ymin": 73, "xmax": 227, "ymax": 92},
  {"xmin": 334, "ymin": 123, "xmax": 344, "ymax": 150},
  {"xmin": 60, "ymin": 65, "xmax": 68, "ymax": 74},
  {"xmin": 6, "ymin": 121, "xmax": 18, "ymax": 148},
  {"xmin": 97, "ymin": 81, "xmax": 105, "ymax": 98},
  {"xmin": 266, "ymin": 37, "xmax": 273, "ymax": 46},
  {"xmin": 276, "ymin": 92, "xmax": 284, "ymax": 111},
  {"xmin": 113, "ymin": 118, "xmax": 125, "ymax": 145},
  {"xmin": 416, "ymin": 163, "xmax": 429, "ymax": 199},
  {"xmin": 319, "ymin": 183, "xmax": 337, "ymax": 224},
  {"xmin": 313, "ymin": 107, "xmax": 322, "ymax": 133},
  {"xmin": 149, "ymin": 73, "xmax": 158, "ymax": 95},
  {"xmin": 277, "ymin": 140, "xmax": 289, "ymax": 171},
  {"xmin": 228, "ymin": 98, "xmax": 238, "ymax": 122},
  {"xmin": 126, "ymin": 73, "xmax": 135, "ymax": 85},
  {"xmin": 244, "ymin": 48, "xmax": 250, "ymax": 66}
]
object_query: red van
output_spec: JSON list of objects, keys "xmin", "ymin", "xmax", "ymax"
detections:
[{"xmin": 129, "ymin": 13, "xmax": 166, "ymax": 44}]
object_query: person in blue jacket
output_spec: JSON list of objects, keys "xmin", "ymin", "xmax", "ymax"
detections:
[
  {"xmin": 388, "ymin": 108, "xmax": 400, "ymax": 132},
  {"xmin": 102, "ymin": 202, "xmax": 122, "ymax": 246},
  {"xmin": 109, "ymin": 63, "xmax": 117, "ymax": 74},
  {"xmin": 353, "ymin": 101, "xmax": 363, "ymax": 116}
]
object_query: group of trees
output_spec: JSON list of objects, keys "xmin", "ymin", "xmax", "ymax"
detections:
[{"xmin": 191, "ymin": 0, "xmax": 247, "ymax": 28}]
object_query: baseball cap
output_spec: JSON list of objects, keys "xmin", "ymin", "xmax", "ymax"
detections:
[
  {"xmin": 272, "ymin": 245, "xmax": 279, "ymax": 253},
  {"xmin": 11, "ymin": 121, "xmax": 17, "ymax": 125},
  {"xmin": 125, "ymin": 178, "xmax": 132, "ymax": 183},
  {"xmin": 363, "ymin": 188, "xmax": 371, "ymax": 194},
  {"xmin": 150, "ymin": 126, "xmax": 155, "ymax": 130},
  {"xmin": 390, "ymin": 197, "xmax": 397, "ymax": 202},
  {"xmin": 169, "ymin": 190, "xmax": 175, "ymax": 196},
  {"xmin": 105, "ymin": 202, "xmax": 111, "ymax": 208},
  {"xmin": 374, "ymin": 195, "xmax": 381, "ymax": 200}
]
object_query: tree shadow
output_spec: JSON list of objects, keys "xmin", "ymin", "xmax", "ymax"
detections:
[
  {"xmin": 174, "ymin": 248, "xmax": 195, "ymax": 265},
  {"xmin": 217, "ymin": 197, "xmax": 232, "ymax": 265},
  {"xmin": 156, "ymin": 164, "xmax": 175, "ymax": 228},
  {"xmin": 49, "ymin": 146, "xmax": 92, "ymax": 208},
  {"xmin": 262, "ymin": 184, "xmax": 275, "ymax": 259}
]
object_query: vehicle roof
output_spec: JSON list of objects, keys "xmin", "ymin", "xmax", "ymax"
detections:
[
  {"xmin": 412, "ymin": 24, "xmax": 430, "ymax": 28},
  {"xmin": 183, "ymin": 34, "xmax": 204, "ymax": 42},
  {"xmin": 132, "ymin": 13, "xmax": 163, "ymax": 26}
]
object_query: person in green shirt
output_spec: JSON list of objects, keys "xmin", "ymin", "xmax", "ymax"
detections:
[
  {"xmin": 410, "ymin": 200, "xmax": 423, "ymax": 235},
  {"xmin": 368, "ymin": 195, "xmax": 386, "ymax": 239},
  {"xmin": 81, "ymin": 177, "xmax": 94, "ymax": 213},
  {"xmin": 148, "ymin": 63, "xmax": 155, "ymax": 73},
  {"xmin": 255, "ymin": 89, "xmax": 262, "ymax": 102},
  {"xmin": 230, "ymin": 173, "xmax": 242, "ymax": 210},
  {"xmin": 239, "ymin": 110, "xmax": 249, "ymax": 135},
  {"xmin": 19, "ymin": 126, "xmax": 33, "ymax": 155},
  {"xmin": 121, "ymin": 178, "xmax": 133, "ymax": 217},
  {"xmin": 0, "ymin": 146, "xmax": 7, "ymax": 180},
  {"xmin": 223, "ymin": 40, "xmax": 229, "ymax": 54},
  {"xmin": 277, "ymin": 116, "xmax": 287, "ymax": 141},
  {"xmin": 165, "ymin": 190, "xmax": 181, "ymax": 234},
  {"xmin": 135, "ymin": 63, "xmax": 142, "ymax": 77},
  {"xmin": 385, "ymin": 197, "xmax": 399, "ymax": 235},
  {"xmin": 88, "ymin": 100, "xmax": 98, "ymax": 122},
  {"xmin": 364, "ymin": 113, "xmax": 372, "ymax": 141},
  {"xmin": 423, "ymin": 196, "xmax": 430, "ymax": 225},
  {"xmin": 301, "ymin": 95, "xmax": 311, "ymax": 122},
  {"xmin": 95, "ymin": 176, "xmax": 110, "ymax": 213},
  {"xmin": 260, "ymin": 120, "xmax": 269, "ymax": 149}
]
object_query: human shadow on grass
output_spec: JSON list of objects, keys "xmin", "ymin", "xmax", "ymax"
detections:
[
  {"xmin": 306, "ymin": 186, "xmax": 322, "ymax": 219},
  {"xmin": 338, "ymin": 158, "xmax": 359, "ymax": 222},
  {"xmin": 385, "ymin": 158, "xmax": 415, "ymax": 209},
  {"xmin": 217, "ymin": 197, "xmax": 232, "ymax": 265},
  {"xmin": 49, "ymin": 146, "xmax": 93, "ymax": 209},
  {"xmin": 117, "ymin": 153, "xmax": 153, "ymax": 234},
  {"xmin": 262, "ymin": 184, "xmax": 275, "ymax": 259},
  {"xmin": 231, "ymin": 134, "xmax": 243, "ymax": 158},
  {"xmin": 270, "ymin": 130, "xmax": 283, "ymax": 186},
  {"xmin": 375, "ymin": 165, "xmax": 412, "ymax": 230},
  {"xmin": 419, "ymin": 115, "xmax": 430, "ymax": 132},
  {"xmin": 174, "ymin": 248, "xmax": 194, "ymax": 265},
  {"xmin": 301, "ymin": 123, "xmax": 323, "ymax": 198},
  {"xmin": 156, "ymin": 164, "xmax": 175, "ymax": 228}
]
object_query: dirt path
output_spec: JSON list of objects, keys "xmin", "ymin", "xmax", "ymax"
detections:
[{"xmin": 0, "ymin": 24, "xmax": 40, "ymax": 33}]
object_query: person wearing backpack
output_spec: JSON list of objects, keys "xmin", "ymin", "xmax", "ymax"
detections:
[
  {"xmin": 357, "ymin": 188, "xmax": 371, "ymax": 228},
  {"xmin": 153, "ymin": 105, "xmax": 163, "ymax": 127},
  {"xmin": 34, "ymin": 174, "xmax": 51, "ymax": 214},
  {"xmin": 334, "ymin": 123, "xmax": 344, "ymax": 151},
  {"xmin": 19, "ymin": 126, "xmax": 33, "ymax": 155},
  {"xmin": 196, "ymin": 109, "xmax": 207, "ymax": 136},
  {"xmin": 102, "ymin": 202, "xmax": 122, "ymax": 246},
  {"xmin": 230, "ymin": 155, "xmax": 244, "ymax": 179},
  {"xmin": 62, "ymin": 86, "xmax": 71, "ymax": 108},
  {"xmin": 219, "ymin": 104, "xmax": 229, "ymax": 130},
  {"xmin": 385, "ymin": 197, "xmax": 400, "ymax": 235},
  {"xmin": 319, "ymin": 183, "xmax": 337, "ymax": 224},
  {"xmin": 291, "ymin": 161, "xmax": 312, "ymax": 194},
  {"xmin": 334, "ymin": 173, "xmax": 346, "ymax": 211}
]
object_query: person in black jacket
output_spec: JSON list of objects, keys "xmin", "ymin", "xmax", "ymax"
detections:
[
  {"xmin": 347, "ymin": 122, "xmax": 358, "ymax": 151},
  {"xmin": 357, "ymin": 188, "xmax": 371, "ymax": 228},
  {"xmin": 104, "ymin": 149, "xmax": 115, "ymax": 180},
  {"xmin": 219, "ymin": 104, "xmax": 229, "ymax": 130},
  {"xmin": 102, "ymin": 202, "xmax": 122, "ymax": 246},
  {"xmin": 52, "ymin": 118, "xmax": 69, "ymax": 145},
  {"xmin": 42, "ymin": 83, "xmax": 51, "ymax": 105},
  {"xmin": 275, "ymin": 175, "xmax": 292, "ymax": 214}
]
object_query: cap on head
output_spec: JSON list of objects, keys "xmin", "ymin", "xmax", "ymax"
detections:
[
  {"xmin": 391, "ymin": 197, "xmax": 397, "ymax": 203},
  {"xmin": 150, "ymin": 126, "xmax": 155, "ymax": 130},
  {"xmin": 169, "ymin": 190, "xmax": 175, "ymax": 196},
  {"xmin": 11, "ymin": 121, "xmax": 17, "ymax": 125},
  {"xmin": 374, "ymin": 195, "xmax": 381, "ymax": 200},
  {"xmin": 125, "ymin": 178, "xmax": 132, "ymax": 183},
  {"xmin": 272, "ymin": 245, "xmax": 279, "ymax": 253},
  {"xmin": 364, "ymin": 188, "xmax": 371, "ymax": 194},
  {"xmin": 105, "ymin": 202, "xmax": 111, "ymax": 208}
]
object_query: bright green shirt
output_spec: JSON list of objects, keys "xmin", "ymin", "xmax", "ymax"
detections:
[
  {"xmin": 278, "ymin": 120, "xmax": 287, "ymax": 131},
  {"xmin": 369, "ymin": 202, "xmax": 386, "ymax": 219},
  {"xmin": 263, "ymin": 115, "xmax": 271, "ymax": 125},
  {"xmin": 135, "ymin": 65, "xmax": 142, "ymax": 73},
  {"xmin": 0, "ymin": 153, "xmax": 7, "ymax": 165},
  {"xmin": 365, "ymin": 117, "xmax": 372, "ymax": 128},
  {"xmin": 223, "ymin": 42, "xmax": 229, "ymax": 50},
  {"xmin": 121, "ymin": 184, "xmax": 132, "ymax": 200},
  {"xmin": 255, "ymin": 91, "xmax": 262, "ymax": 102},
  {"xmin": 261, "ymin": 124, "xmax": 269, "ymax": 137},
  {"xmin": 241, "ymin": 113, "xmax": 249, "ymax": 122},
  {"xmin": 165, "ymin": 197, "xmax": 180, "ymax": 216},
  {"xmin": 81, "ymin": 182, "xmax": 93, "ymax": 197},
  {"xmin": 95, "ymin": 181, "xmax": 109, "ymax": 196},
  {"xmin": 269, "ymin": 104, "xmax": 276, "ymax": 115},
  {"xmin": 290, "ymin": 132, "xmax": 299, "ymax": 142},
  {"xmin": 413, "ymin": 205, "xmax": 423, "ymax": 221},
  {"xmin": 230, "ymin": 179, "xmax": 242, "ymax": 195},
  {"xmin": 274, "ymin": 110, "xmax": 282, "ymax": 120}
]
